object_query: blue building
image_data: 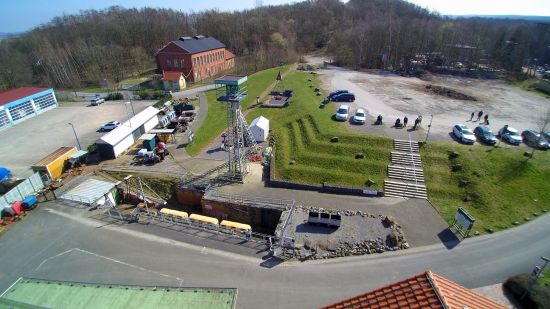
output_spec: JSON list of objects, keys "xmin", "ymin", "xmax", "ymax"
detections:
[{"xmin": 0, "ymin": 87, "xmax": 58, "ymax": 130}]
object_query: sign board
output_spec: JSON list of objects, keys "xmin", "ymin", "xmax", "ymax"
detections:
[
  {"xmin": 452, "ymin": 207, "xmax": 476, "ymax": 238},
  {"xmin": 454, "ymin": 207, "xmax": 475, "ymax": 230},
  {"xmin": 282, "ymin": 236, "xmax": 295, "ymax": 249}
]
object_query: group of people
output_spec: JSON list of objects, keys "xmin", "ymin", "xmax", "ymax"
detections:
[
  {"xmin": 470, "ymin": 110, "xmax": 489, "ymax": 125},
  {"xmin": 392, "ymin": 115, "xmax": 423, "ymax": 130}
]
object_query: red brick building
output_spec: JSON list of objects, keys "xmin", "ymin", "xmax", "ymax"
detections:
[{"xmin": 155, "ymin": 35, "xmax": 235, "ymax": 83}]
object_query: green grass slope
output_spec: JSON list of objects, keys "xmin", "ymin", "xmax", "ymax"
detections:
[{"xmin": 422, "ymin": 142, "xmax": 550, "ymax": 234}]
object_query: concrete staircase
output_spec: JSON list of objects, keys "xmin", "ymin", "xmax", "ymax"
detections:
[{"xmin": 384, "ymin": 139, "xmax": 428, "ymax": 199}]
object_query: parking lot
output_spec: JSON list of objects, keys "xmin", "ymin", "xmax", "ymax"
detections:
[
  {"xmin": 311, "ymin": 57, "xmax": 549, "ymax": 145},
  {"xmin": 0, "ymin": 100, "xmax": 154, "ymax": 178}
]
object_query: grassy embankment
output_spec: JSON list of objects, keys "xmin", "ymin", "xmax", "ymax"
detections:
[
  {"xmin": 245, "ymin": 70, "xmax": 392, "ymax": 189},
  {"xmin": 422, "ymin": 142, "xmax": 550, "ymax": 234},
  {"xmin": 186, "ymin": 65, "xmax": 291, "ymax": 155}
]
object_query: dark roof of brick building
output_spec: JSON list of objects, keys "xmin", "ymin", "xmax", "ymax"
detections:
[{"xmin": 171, "ymin": 35, "xmax": 226, "ymax": 54}]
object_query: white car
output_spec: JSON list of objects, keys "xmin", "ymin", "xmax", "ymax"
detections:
[
  {"xmin": 335, "ymin": 105, "xmax": 350, "ymax": 121},
  {"xmin": 453, "ymin": 124, "xmax": 476, "ymax": 144},
  {"xmin": 499, "ymin": 125, "xmax": 522, "ymax": 145},
  {"xmin": 352, "ymin": 108, "xmax": 366, "ymax": 124},
  {"xmin": 99, "ymin": 121, "xmax": 121, "ymax": 131},
  {"xmin": 91, "ymin": 98, "xmax": 105, "ymax": 106}
]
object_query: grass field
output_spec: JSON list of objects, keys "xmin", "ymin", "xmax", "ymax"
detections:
[
  {"xmin": 422, "ymin": 142, "xmax": 550, "ymax": 234},
  {"xmin": 186, "ymin": 65, "xmax": 290, "ymax": 155},
  {"xmin": 246, "ymin": 70, "xmax": 392, "ymax": 189}
]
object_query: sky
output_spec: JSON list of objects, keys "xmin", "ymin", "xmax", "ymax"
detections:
[{"xmin": 1, "ymin": 0, "xmax": 549, "ymax": 33}]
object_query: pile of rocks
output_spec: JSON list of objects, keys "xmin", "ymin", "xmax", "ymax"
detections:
[{"xmin": 289, "ymin": 206, "xmax": 409, "ymax": 261}]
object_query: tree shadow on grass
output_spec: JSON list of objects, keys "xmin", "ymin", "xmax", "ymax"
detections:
[{"xmin": 498, "ymin": 159, "xmax": 531, "ymax": 183}]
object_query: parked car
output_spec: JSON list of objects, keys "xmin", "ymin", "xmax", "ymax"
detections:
[
  {"xmin": 335, "ymin": 105, "xmax": 350, "ymax": 121},
  {"xmin": 332, "ymin": 93, "xmax": 355, "ymax": 102},
  {"xmin": 352, "ymin": 108, "xmax": 366, "ymax": 124},
  {"xmin": 452, "ymin": 124, "xmax": 476, "ymax": 144},
  {"xmin": 91, "ymin": 98, "xmax": 105, "ymax": 106},
  {"xmin": 498, "ymin": 125, "xmax": 522, "ymax": 145},
  {"xmin": 521, "ymin": 130, "xmax": 549, "ymax": 150},
  {"xmin": 328, "ymin": 90, "xmax": 348, "ymax": 99},
  {"xmin": 542, "ymin": 131, "xmax": 550, "ymax": 142},
  {"xmin": 474, "ymin": 125, "xmax": 497, "ymax": 145},
  {"xmin": 99, "ymin": 121, "xmax": 121, "ymax": 131}
]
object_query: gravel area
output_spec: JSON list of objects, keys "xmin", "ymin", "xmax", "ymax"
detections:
[{"xmin": 283, "ymin": 206, "xmax": 408, "ymax": 261}]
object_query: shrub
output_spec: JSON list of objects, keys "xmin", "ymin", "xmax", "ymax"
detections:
[
  {"xmin": 504, "ymin": 274, "xmax": 550, "ymax": 309},
  {"xmin": 105, "ymin": 92, "xmax": 124, "ymax": 100}
]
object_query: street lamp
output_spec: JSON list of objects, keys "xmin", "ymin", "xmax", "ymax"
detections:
[
  {"xmin": 424, "ymin": 115, "xmax": 434, "ymax": 143},
  {"xmin": 68, "ymin": 123, "xmax": 81, "ymax": 150}
]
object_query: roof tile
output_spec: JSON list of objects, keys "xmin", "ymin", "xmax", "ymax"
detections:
[{"xmin": 320, "ymin": 270, "xmax": 508, "ymax": 309}]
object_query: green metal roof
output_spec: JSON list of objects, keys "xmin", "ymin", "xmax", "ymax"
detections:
[{"xmin": 1, "ymin": 278, "xmax": 237, "ymax": 309}]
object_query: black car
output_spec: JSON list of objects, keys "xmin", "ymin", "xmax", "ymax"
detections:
[
  {"xmin": 332, "ymin": 93, "xmax": 355, "ymax": 102},
  {"xmin": 522, "ymin": 130, "xmax": 550, "ymax": 150},
  {"xmin": 474, "ymin": 126, "xmax": 497, "ymax": 145},
  {"xmin": 328, "ymin": 90, "xmax": 348, "ymax": 99}
]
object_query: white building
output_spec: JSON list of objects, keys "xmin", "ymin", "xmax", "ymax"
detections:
[
  {"xmin": 96, "ymin": 106, "xmax": 160, "ymax": 159},
  {"xmin": 249, "ymin": 116, "xmax": 269, "ymax": 142}
]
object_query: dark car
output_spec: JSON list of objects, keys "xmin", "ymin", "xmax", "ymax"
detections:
[
  {"xmin": 542, "ymin": 131, "xmax": 550, "ymax": 142},
  {"xmin": 474, "ymin": 126, "xmax": 497, "ymax": 145},
  {"xmin": 332, "ymin": 93, "xmax": 355, "ymax": 102},
  {"xmin": 521, "ymin": 130, "xmax": 549, "ymax": 150},
  {"xmin": 328, "ymin": 90, "xmax": 348, "ymax": 99}
]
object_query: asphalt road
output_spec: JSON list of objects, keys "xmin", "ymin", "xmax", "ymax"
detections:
[{"xmin": 0, "ymin": 202, "xmax": 548, "ymax": 308}]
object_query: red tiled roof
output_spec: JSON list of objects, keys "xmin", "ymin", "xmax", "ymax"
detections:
[
  {"xmin": 0, "ymin": 87, "xmax": 49, "ymax": 106},
  {"xmin": 321, "ymin": 270, "xmax": 507, "ymax": 309},
  {"xmin": 162, "ymin": 71, "xmax": 183, "ymax": 81}
]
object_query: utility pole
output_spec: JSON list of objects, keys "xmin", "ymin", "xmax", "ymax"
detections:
[
  {"xmin": 424, "ymin": 115, "xmax": 434, "ymax": 143},
  {"xmin": 68, "ymin": 123, "xmax": 81, "ymax": 150}
]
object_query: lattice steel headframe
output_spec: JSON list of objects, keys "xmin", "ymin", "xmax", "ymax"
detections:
[{"xmin": 215, "ymin": 75, "xmax": 255, "ymax": 182}]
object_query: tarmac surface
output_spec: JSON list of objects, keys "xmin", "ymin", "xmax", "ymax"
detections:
[
  {"xmin": 0, "ymin": 200, "xmax": 548, "ymax": 309},
  {"xmin": 0, "ymin": 100, "xmax": 154, "ymax": 178}
]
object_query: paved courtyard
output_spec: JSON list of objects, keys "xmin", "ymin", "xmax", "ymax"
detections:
[{"xmin": 0, "ymin": 100, "xmax": 154, "ymax": 178}]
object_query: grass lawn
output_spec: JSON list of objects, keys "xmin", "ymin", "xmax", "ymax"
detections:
[
  {"xmin": 246, "ymin": 70, "xmax": 392, "ymax": 189},
  {"xmin": 422, "ymin": 142, "xmax": 550, "ymax": 234},
  {"xmin": 120, "ymin": 76, "xmax": 151, "ymax": 85},
  {"xmin": 78, "ymin": 87, "xmax": 106, "ymax": 93},
  {"xmin": 186, "ymin": 65, "xmax": 291, "ymax": 155}
]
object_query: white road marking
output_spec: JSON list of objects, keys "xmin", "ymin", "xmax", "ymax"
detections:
[{"xmin": 34, "ymin": 248, "xmax": 184, "ymax": 284}]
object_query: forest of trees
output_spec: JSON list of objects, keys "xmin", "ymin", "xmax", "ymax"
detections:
[{"xmin": 1, "ymin": 0, "xmax": 549, "ymax": 89}]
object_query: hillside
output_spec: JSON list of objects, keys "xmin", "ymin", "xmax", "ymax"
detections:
[{"xmin": 1, "ymin": 0, "xmax": 549, "ymax": 89}]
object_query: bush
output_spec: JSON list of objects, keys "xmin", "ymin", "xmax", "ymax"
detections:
[
  {"xmin": 135, "ymin": 89, "xmax": 167, "ymax": 100},
  {"xmin": 105, "ymin": 92, "xmax": 124, "ymax": 100},
  {"xmin": 87, "ymin": 144, "xmax": 97, "ymax": 153},
  {"xmin": 504, "ymin": 274, "xmax": 550, "ymax": 309}
]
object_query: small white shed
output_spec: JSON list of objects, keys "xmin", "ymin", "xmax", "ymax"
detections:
[{"xmin": 249, "ymin": 116, "xmax": 269, "ymax": 142}]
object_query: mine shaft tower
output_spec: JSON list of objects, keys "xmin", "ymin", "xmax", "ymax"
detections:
[{"xmin": 215, "ymin": 75, "xmax": 257, "ymax": 182}]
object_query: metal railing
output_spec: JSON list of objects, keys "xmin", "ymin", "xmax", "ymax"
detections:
[
  {"xmin": 203, "ymin": 191, "xmax": 294, "ymax": 211},
  {"xmin": 115, "ymin": 208, "xmax": 273, "ymax": 243}
]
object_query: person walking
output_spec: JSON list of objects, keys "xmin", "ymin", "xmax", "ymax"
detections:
[
  {"xmin": 477, "ymin": 110, "xmax": 483, "ymax": 121},
  {"xmin": 413, "ymin": 117, "xmax": 420, "ymax": 130},
  {"xmin": 484, "ymin": 114, "xmax": 489, "ymax": 125},
  {"xmin": 403, "ymin": 116, "xmax": 408, "ymax": 127},
  {"xmin": 470, "ymin": 112, "xmax": 474, "ymax": 121}
]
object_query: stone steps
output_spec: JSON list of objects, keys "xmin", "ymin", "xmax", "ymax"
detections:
[
  {"xmin": 393, "ymin": 140, "xmax": 419, "ymax": 153},
  {"xmin": 383, "ymin": 180, "xmax": 428, "ymax": 199},
  {"xmin": 383, "ymin": 139, "xmax": 427, "ymax": 199},
  {"xmin": 387, "ymin": 165, "xmax": 425, "ymax": 182}
]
